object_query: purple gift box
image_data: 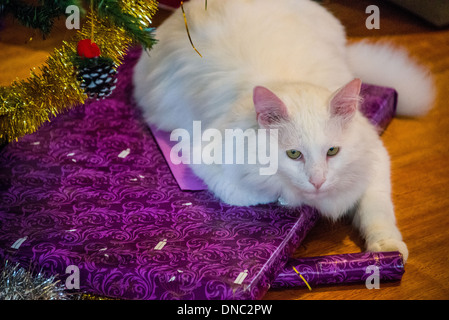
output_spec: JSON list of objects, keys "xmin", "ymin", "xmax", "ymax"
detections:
[
  {"xmin": 0, "ymin": 48, "xmax": 398, "ymax": 300},
  {"xmin": 359, "ymin": 83, "xmax": 397, "ymax": 134},
  {"xmin": 271, "ymin": 251, "xmax": 404, "ymax": 289}
]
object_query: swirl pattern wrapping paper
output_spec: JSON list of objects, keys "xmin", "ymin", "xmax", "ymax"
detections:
[
  {"xmin": 271, "ymin": 251, "xmax": 404, "ymax": 289},
  {"xmin": 0, "ymin": 48, "xmax": 398, "ymax": 299}
]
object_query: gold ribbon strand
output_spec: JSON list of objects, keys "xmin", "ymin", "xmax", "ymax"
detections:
[{"xmin": 180, "ymin": 1, "xmax": 203, "ymax": 57}]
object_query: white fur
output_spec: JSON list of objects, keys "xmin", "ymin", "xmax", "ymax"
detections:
[
  {"xmin": 347, "ymin": 41, "xmax": 435, "ymax": 116},
  {"xmin": 133, "ymin": 0, "xmax": 434, "ymax": 261}
]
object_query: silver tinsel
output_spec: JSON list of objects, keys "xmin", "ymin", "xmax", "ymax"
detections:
[{"xmin": 0, "ymin": 261, "xmax": 70, "ymax": 300}]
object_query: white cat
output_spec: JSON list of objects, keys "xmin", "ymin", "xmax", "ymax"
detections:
[{"xmin": 133, "ymin": 0, "xmax": 435, "ymax": 262}]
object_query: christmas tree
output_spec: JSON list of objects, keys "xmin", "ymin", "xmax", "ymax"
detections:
[{"xmin": 0, "ymin": 0, "xmax": 159, "ymax": 144}]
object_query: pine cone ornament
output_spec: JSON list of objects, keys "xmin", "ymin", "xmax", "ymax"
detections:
[
  {"xmin": 74, "ymin": 39, "xmax": 118, "ymax": 99},
  {"xmin": 76, "ymin": 58, "xmax": 118, "ymax": 99}
]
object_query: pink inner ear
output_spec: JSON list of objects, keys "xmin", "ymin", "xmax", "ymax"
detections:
[
  {"xmin": 253, "ymin": 86, "xmax": 289, "ymax": 127},
  {"xmin": 330, "ymin": 78, "xmax": 362, "ymax": 121}
]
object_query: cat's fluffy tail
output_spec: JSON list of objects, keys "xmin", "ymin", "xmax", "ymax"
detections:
[{"xmin": 347, "ymin": 41, "xmax": 435, "ymax": 117}]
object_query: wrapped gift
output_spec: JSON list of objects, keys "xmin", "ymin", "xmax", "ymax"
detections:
[
  {"xmin": 271, "ymin": 251, "xmax": 404, "ymax": 289},
  {"xmin": 0, "ymin": 48, "xmax": 398, "ymax": 300},
  {"xmin": 359, "ymin": 83, "xmax": 397, "ymax": 134}
]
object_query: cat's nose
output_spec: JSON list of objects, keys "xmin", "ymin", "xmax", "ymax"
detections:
[{"xmin": 309, "ymin": 177, "xmax": 325, "ymax": 190}]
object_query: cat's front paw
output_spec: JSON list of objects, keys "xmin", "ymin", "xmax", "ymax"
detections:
[{"xmin": 366, "ymin": 238, "xmax": 409, "ymax": 262}]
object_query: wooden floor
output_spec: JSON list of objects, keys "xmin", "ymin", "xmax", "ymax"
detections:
[{"xmin": 1, "ymin": 1, "xmax": 448, "ymax": 300}]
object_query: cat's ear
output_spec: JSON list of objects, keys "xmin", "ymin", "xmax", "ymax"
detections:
[
  {"xmin": 253, "ymin": 86, "xmax": 289, "ymax": 127},
  {"xmin": 329, "ymin": 78, "xmax": 362, "ymax": 124}
]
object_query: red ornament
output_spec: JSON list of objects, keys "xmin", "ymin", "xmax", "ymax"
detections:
[{"xmin": 77, "ymin": 39, "xmax": 101, "ymax": 59}]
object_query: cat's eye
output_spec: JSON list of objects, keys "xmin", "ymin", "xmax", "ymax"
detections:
[
  {"xmin": 286, "ymin": 149, "xmax": 302, "ymax": 160},
  {"xmin": 327, "ymin": 147, "xmax": 340, "ymax": 157}
]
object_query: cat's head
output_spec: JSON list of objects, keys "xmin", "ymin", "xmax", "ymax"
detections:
[{"xmin": 253, "ymin": 79, "xmax": 363, "ymax": 204}]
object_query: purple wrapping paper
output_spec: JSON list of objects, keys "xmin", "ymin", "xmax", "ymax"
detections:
[
  {"xmin": 0, "ymin": 47, "xmax": 398, "ymax": 300},
  {"xmin": 360, "ymin": 83, "xmax": 397, "ymax": 134},
  {"xmin": 271, "ymin": 251, "xmax": 404, "ymax": 289},
  {"xmin": 150, "ymin": 126, "xmax": 208, "ymax": 191}
]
